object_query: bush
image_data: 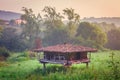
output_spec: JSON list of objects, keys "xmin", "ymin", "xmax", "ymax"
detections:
[
  {"xmin": 7, "ymin": 52, "xmax": 30, "ymax": 63},
  {"xmin": 0, "ymin": 47, "xmax": 10, "ymax": 58},
  {"xmin": 0, "ymin": 62, "xmax": 9, "ymax": 67},
  {"xmin": 0, "ymin": 27, "xmax": 27, "ymax": 52}
]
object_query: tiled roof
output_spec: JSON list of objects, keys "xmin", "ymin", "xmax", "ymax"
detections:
[{"xmin": 34, "ymin": 43, "xmax": 97, "ymax": 53}]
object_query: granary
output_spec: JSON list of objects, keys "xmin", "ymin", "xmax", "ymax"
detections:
[{"xmin": 34, "ymin": 43, "xmax": 97, "ymax": 69}]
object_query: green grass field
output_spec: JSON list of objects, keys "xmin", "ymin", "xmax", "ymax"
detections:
[{"xmin": 0, "ymin": 50, "xmax": 120, "ymax": 80}]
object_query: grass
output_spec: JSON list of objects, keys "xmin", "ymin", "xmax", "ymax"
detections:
[
  {"xmin": 0, "ymin": 50, "xmax": 120, "ymax": 80},
  {"xmin": 0, "ymin": 60, "xmax": 41, "ymax": 80}
]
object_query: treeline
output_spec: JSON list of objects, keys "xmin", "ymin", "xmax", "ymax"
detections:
[
  {"xmin": 82, "ymin": 17, "xmax": 120, "ymax": 27},
  {"xmin": 0, "ymin": 6, "xmax": 120, "ymax": 52}
]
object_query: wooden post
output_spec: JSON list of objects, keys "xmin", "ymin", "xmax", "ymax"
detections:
[
  {"xmin": 43, "ymin": 63, "xmax": 46, "ymax": 71},
  {"xmin": 66, "ymin": 53, "xmax": 69, "ymax": 65},
  {"xmin": 89, "ymin": 52, "xmax": 91, "ymax": 59},
  {"xmin": 86, "ymin": 62, "xmax": 89, "ymax": 68}
]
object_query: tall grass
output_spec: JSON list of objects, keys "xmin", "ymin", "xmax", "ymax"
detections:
[
  {"xmin": 0, "ymin": 60, "xmax": 41, "ymax": 80},
  {"xmin": 0, "ymin": 50, "xmax": 120, "ymax": 80}
]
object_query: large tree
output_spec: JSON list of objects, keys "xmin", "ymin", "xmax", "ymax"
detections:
[
  {"xmin": 94, "ymin": 22, "xmax": 117, "ymax": 33},
  {"xmin": 76, "ymin": 22, "xmax": 107, "ymax": 49},
  {"xmin": 106, "ymin": 28, "xmax": 120, "ymax": 50},
  {"xmin": 43, "ymin": 6, "xmax": 68, "ymax": 46},
  {"xmin": 21, "ymin": 7, "xmax": 43, "ymax": 48},
  {"xmin": 63, "ymin": 8, "xmax": 80, "ymax": 37},
  {"xmin": 43, "ymin": 28, "xmax": 70, "ymax": 46},
  {"xmin": 43, "ymin": 7, "xmax": 81, "ymax": 46},
  {"xmin": 0, "ymin": 27, "xmax": 26, "ymax": 51},
  {"xmin": 43, "ymin": 6, "xmax": 64, "ymax": 30}
]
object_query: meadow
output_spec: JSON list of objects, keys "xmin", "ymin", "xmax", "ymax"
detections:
[{"xmin": 0, "ymin": 50, "xmax": 120, "ymax": 80}]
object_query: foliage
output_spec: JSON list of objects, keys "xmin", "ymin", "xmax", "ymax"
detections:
[
  {"xmin": 0, "ymin": 19, "xmax": 6, "ymax": 25},
  {"xmin": 20, "ymin": 7, "xmax": 110, "ymax": 50},
  {"xmin": 94, "ymin": 22, "xmax": 117, "ymax": 33},
  {"xmin": 0, "ymin": 47, "xmax": 10, "ymax": 58},
  {"xmin": 76, "ymin": 22, "xmax": 107, "ymax": 49},
  {"xmin": 7, "ymin": 52, "xmax": 30, "ymax": 63},
  {"xmin": 43, "ymin": 7, "xmax": 81, "ymax": 46},
  {"xmin": 0, "ymin": 27, "xmax": 26, "ymax": 52},
  {"xmin": 21, "ymin": 7, "xmax": 43, "ymax": 49},
  {"xmin": 43, "ymin": 6, "xmax": 65, "ymax": 33},
  {"xmin": 43, "ymin": 6, "xmax": 64, "ymax": 23},
  {"xmin": 43, "ymin": 28, "xmax": 70, "ymax": 46},
  {"xmin": 28, "ymin": 51, "xmax": 36, "ymax": 58},
  {"xmin": 106, "ymin": 52, "xmax": 120, "ymax": 80},
  {"xmin": 0, "ymin": 51, "xmax": 120, "ymax": 80},
  {"xmin": 0, "ymin": 62, "xmax": 9, "ymax": 67},
  {"xmin": 43, "ymin": 6, "xmax": 70, "ymax": 46},
  {"xmin": 9, "ymin": 19, "xmax": 16, "ymax": 26},
  {"xmin": 106, "ymin": 28, "xmax": 120, "ymax": 50},
  {"xmin": 63, "ymin": 8, "xmax": 80, "ymax": 37},
  {"xmin": 63, "ymin": 8, "xmax": 80, "ymax": 24}
]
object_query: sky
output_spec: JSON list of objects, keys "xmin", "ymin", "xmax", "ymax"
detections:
[{"xmin": 0, "ymin": 0, "xmax": 120, "ymax": 18}]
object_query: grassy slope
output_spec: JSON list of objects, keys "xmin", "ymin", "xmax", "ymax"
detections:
[{"xmin": 0, "ymin": 51, "xmax": 120, "ymax": 80}]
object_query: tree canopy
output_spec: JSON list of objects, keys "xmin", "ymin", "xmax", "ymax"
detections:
[
  {"xmin": 106, "ymin": 28, "xmax": 120, "ymax": 50},
  {"xmin": 21, "ymin": 7, "xmax": 43, "ymax": 49},
  {"xmin": 21, "ymin": 7, "xmax": 43, "ymax": 40},
  {"xmin": 0, "ymin": 26, "xmax": 3, "ymax": 38},
  {"xmin": 63, "ymin": 8, "xmax": 80, "ymax": 37},
  {"xmin": 0, "ymin": 27, "xmax": 26, "ymax": 51},
  {"xmin": 76, "ymin": 22, "xmax": 107, "ymax": 49}
]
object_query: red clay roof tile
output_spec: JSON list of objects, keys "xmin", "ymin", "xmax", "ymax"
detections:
[{"xmin": 34, "ymin": 43, "xmax": 97, "ymax": 53}]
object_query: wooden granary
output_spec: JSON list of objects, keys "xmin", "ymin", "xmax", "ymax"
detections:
[{"xmin": 34, "ymin": 43, "xmax": 97, "ymax": 69}]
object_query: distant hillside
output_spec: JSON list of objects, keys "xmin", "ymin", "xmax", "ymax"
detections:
[
  {"xmin": 1, "ymin": 10, "xmax": 120, "ymax": 27},
  {"xmin": 0, "ymin": 10, "xmax": 21, "ymax": 21},
  {"xmin": 82, "ymin": 17, "xmax": 120, "ymax": 27}
]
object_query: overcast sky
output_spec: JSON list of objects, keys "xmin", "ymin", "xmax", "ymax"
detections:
[{"xmin": 0, "ymin": 0, "xmax": 120, "ymax": 18}]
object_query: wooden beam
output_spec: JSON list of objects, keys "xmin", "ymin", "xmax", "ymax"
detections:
[
  {"xmin": 43, "ymin": 63, "xmax": 46, "ymax": 72},
  {"xmin": 86, "ymin": 62, "xmax": 89, "ymax": 68}
]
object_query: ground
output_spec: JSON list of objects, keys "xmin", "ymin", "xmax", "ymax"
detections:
[{"xmin": 0, "ymin": 50, "xmax": 120, "ymax": 80}]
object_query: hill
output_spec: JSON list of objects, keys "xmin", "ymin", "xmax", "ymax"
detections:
[
  {"xmin": 0, "ymin": 10, "xmax": 21, "ymax": 21},
  {"xmin": 82, "ymin": 17, "xmax": 120, "ymax": 27}
]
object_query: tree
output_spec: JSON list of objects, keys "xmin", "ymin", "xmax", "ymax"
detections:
[
  {"xmin": 43, "ymin": 6, "xmax": 69, "ymax": 46},
  {"xmin": 43, "ymin": 28, "xmax": 70, "ymax": 46},
  {"xmin": 43, "ymin": 7, "xmax": 81, "ymax": 46},
  {"xmin": 63, "ymin": 8, "xmax": 80, "ymax": 37},
  {"xmin": 0, "ymin": 26, "xmax": 3, "ymax": 38},
  {"xmin": 94, "ymin": 22, "xmax": 117, "ymax": 33},
  {"xmin": 9, "ymin": 19, "xmax": 16, "ymax": 25},
  {"xmin": 106, "ymin": 28, "xmax": 120, "ymax": 50},
  {"xmin": 0, "ymin": 19, "xmax": 6, "ymax": 25},
  {"xmin": 0, "ymin": 27, "xmax": 26, "ymax": 51},
  {"xmin": 21, "ymin": 7, "xmax": 43, "ymax": 49},
  {"xmin": 43, "ymin": 6, "xmax": 64, "ymax": 30},
  {"xmin": 76, "ymin": 22, "xmax": 107, "ymax": 49}
]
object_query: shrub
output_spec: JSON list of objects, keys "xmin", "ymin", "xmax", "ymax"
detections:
[
  {"xmin": 28, "ymin": 51, "xmax": 36, "ymax": 58},
  {"xmin": 7, "ymin": 52, "xmax": 30, "ymax": 63},
  {"xmin": 0, "ymin": 47, "xmax": 10, "ymax": 60},
  {"xmin": 0, "ymin": 62, "xmax": 9, "ymax": 67},
  {"xmin": 0, "ymin": 27, "xmax": 27, "ymax": 52},
  {"xmin": 107, "ymin": 52, "xmax": 120, "ymax": 80}
]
